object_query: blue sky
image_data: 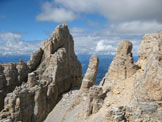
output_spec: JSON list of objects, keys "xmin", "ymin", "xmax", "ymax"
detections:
[{"xmin": 0, "ymin": 0, "xmax": 162, "ymax": 56}]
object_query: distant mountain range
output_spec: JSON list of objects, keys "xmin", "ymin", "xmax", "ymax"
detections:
[{"xmin": 0, "ymin": 54, "xmax": 138, "ymax": 84}]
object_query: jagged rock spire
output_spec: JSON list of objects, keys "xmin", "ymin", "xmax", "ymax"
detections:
[
  {"xmin": 0, "ymin": 24, "xmax": 82, "ymax": 122},
  {"xmin": 80, "ymin": 55, "xmax": 99, "ymax": 92},
  {"xmin": 101, "ymin": 40, "xmax": 139, "ymax": 90}
]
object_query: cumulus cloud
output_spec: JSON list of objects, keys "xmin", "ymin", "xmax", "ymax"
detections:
[
  {"xmin": 36, "ymin": 0, "xmax": 162, "ymax": 56},
  {"xmin": 38, "ymin": 0, "xmax": 162, "ymax": 23},
  {"xmin": 95, "ymin": 40, "xmax": 116, "ymax": 54},
  {"xmin": 70, "ymin": 27, "xmax": 86, "ymax": 35},
  {"xmin": 70, "ymin": 26, "xmax": 141, "ymax": 56},
  {"xmin": 0, "ymin": 32, "xmax": 41, "ymax": 55},
  {"xmin": 109, "ymin": 21, "xmax": 162, "ymax": 36},
  {"xmin": 73, "ymin": 34, "xmax": 100, "ymax": 55},
  {"xmin": 36, "ymin": 2, "xmax": 76, "ymax": 23},
  {"xmin": 97, "ymin": 0, "xmax": 162, "ymax": 22},
  {"xmin": 35, "ymin": 0, "xmax": 162, "ymax": 55}
]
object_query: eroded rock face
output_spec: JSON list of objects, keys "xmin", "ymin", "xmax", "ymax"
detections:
[
  {"xmin": 101, "ymin": 40, "xmax": 139, "ymax": 91},
  {"xmin": 28, "ymin": 72, "xmax": 36, "ymax": 88},
  {"xmin": 0, "ymin": 24, "xmax": 82, "ymax": 122},
  {"xmin": 80, "ymin": 56, "xmax": 99, "ymax": 92},
  {"xmin": 1, "ymin": 26, "xmax": 162, "ymax": 122},
  {"xmin": 45, "ymin": 30, "xmax": 162, "ymax": 122},
  {"xmin": 0, "ymin": 61, "xmax": 29, "ymax": 110},
  {"xmin": 135, "ymin": 31, "xmax": 162, "ymax": 102},
  {"xmin": 103, "ymin": 31, "xmax": 162, "ymax": 121},
  {"xmin": 27, "ymin": 48, "xmax": 43, "ymax": 72}
]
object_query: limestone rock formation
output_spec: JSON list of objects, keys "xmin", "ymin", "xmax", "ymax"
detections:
[
  {"xmin": 0, "ymin": 61, "xmax": 29, "ymax": 111},
  {"xmin": 135, "ymin": 31, "xmax": 162, "ymax": 102},
  {"xmin": 0, "ymin": 24, "xmax": 82, "ymax": 122},
  {"xmin": 44, "ymin": 56, "xmax": 103, "ymax": 122},
  {"xmin": 100, "ymin": 40, "xmax": 139, "ymax": 91},
  {"xmin": 1, "ymin": 25, "xmax": 162, "ymax": 122},
  {"xmin": 80, "ymin": 55, "xmax": 99, "ymax": 92},
  {"xmin": 44, "ymin": 30, "xmax": 162, "ymax": 122},
  {"xmin": 27, "ymin": 48, "xmax": 43, "ymax": 72},
  {"xmin": 28, "ymin": 72, "xmax": 37, "ymax": 88}
]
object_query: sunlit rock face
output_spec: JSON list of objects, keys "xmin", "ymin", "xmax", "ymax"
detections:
[
  {"xmin": 0, "ymin": 24, "xmax": 82, "ymax": 122},
  {"xmin": 1, "ymin": 26, "xmax": 162, "ymax": 122},
  {"xmin": 80, "ymin": 55, "xmax": 99, "ymax": 92},
  {"xmin": 135, "ymin": 30, "xmax": 162, "ymax": 101},
  {"xmin": 100, "ymin": 40, "xmax": 139, "ymax": 91},
  {"xmin": 44, "ymin": 30, "xmax": 162, "ymax": 122}
]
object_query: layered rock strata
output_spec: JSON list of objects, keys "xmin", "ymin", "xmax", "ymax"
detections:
[{"xmin": 0, "ymin": 24, "xmax": 82, "ymax": 122}]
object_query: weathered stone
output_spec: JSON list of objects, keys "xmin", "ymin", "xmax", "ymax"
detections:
[
  {"xmin": 101, "ymin": 40, "xmax": 139, "ymax": 91},
  {"xmin": 27, "ymin": 48, "xmax": 43, "ymax": 72},
  {"xmin": 80, "ymin": 56, "xmax": 99, "ymax": 92},
  {"xmin": 135, "ymin": 31, "xmax": 162, "ymax": 102},
  {"xmin": 28, "ymin": 72, "xmax": 36, "ymax": 88},
  {"xmin": 0, "ymin": 61, "xmax": 29, "ymax": 111},
  {"xmin": 1, "ymin": 26, "xmax": 162, "ymax": 122},
  {"xmin": 44, "ymin": 30, "xmax": 162, "ymax": 122},
  {"xmin": 3, "ymin": 63, "xmax": 18, "ymax": 87},
  {"xmin": 116, "ymin": 40, "xmax": 132, "ymax": 56},
  {"xmin": 0, "ymin": 24, "xmax": 82, "ymax": 122},
  {"xmin": 0, "ymin": 75, "xmax": 5, "ymax": 90},
  {"xmin": 16, "ymin": 61, "xmax": 29, "ymax": 84}
]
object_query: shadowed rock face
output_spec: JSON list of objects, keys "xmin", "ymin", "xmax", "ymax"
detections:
[
  {"xmin": 80, "ymin": 56, "xmax": 99, "ymax": 92},
  {"xmin": 0, "ymin": 60, "xmax": 29, "ymax": 110},
  {"xmin": 0, "ymin": 24, "xmax": 82, "ymax": 122},
  {"xmin": 27, "ymin": 48, "xmax": 43, "ymax": 72}
]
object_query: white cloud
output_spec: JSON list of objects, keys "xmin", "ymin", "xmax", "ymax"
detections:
[
  {"xmin": 36, "ymin": 2, "xmax": 76, "ymax": 23},
  {"xmin": 71, "ymin": 27, "xmax": 119, "ymax": 55},
  {"xmin": 38, "ymin": 0, "xmax": 162, "ymax": 23},
  {"xmin": 95, "ymin": 40, "xmax": 116, "ymax": 53},
  {"xmin": 109, "ymin": 21, "xmax": 162, "ymax": 36},
  {"xmin": 70, "ymin": 27, "xmax": 86, "ymax": 34},
  {"xmin": 0, "ymin": 32, "xmax": 41, "ymax": 55},
  {"xmin": 36, "ymin": 0, "xmax": 162, "ymax": 53},
  {"xmin": 35, "ymin": 0, "xmax": 162, "ymax": 56},
  {"xmin": 73, "ymin": 34, "xmax": 100, "ymax": 55},
  {"xmin": 97, "ymin": 0, "xmax": 162, "ymax": 22},
  {"xmin": 70, "ymin": 26, "xmax": 141, "ymax": 56}
]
